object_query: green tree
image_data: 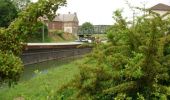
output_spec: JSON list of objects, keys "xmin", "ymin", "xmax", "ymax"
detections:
[
  {"xmin": 0, "ymin": 0, "xmax": 66, "ymax": 86},
  {"xmin": 11, "ymin": 0, "xmax": 30, "ymax": 11},
  {"xmin": 0, "ymin": 0, "xmax": 18, "ymax": 27},
  {"xmin": 27, "ymin": 21, "xmax": 48, "ymax": 42},
  {"xmin": 80, "ymin": 22, "xmax": 94, "ymax": 34}
]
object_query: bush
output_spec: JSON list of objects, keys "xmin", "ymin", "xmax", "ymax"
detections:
[
  {"xmin": 27, "ymin": 21, "xmax": 48, "ymax": 42},
  {"xmin": 56, "ymin": 10, "xmax": 170, "ymax": 99},
  {"xmin": 0, "ymin": 51, "xmax": 23, "ymax": 86},
  {"xmin": 54, "ymin": 30, "xmax": 64, "ymax": 36}
]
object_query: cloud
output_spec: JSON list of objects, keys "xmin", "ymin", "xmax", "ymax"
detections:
[{"xmin": 32, "ymin": 0, "xmax": 170, "ymax": 25}]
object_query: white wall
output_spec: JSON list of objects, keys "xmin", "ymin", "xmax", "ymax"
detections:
[
  {"xmin": 152, "ymin": 10, "xmax": 170, "ymax": 19},
  {"xmin": 64, "ymin": 27, "xmax": 72, "ymax": 33},
  {"xmin": 153, "ymin": 10, "xmax": 168, "ymax": 16}
]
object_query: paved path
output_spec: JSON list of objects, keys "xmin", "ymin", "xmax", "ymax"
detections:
[{"xmin": 26, "ymin": 42, "xmax": 83, "ymax": 46}]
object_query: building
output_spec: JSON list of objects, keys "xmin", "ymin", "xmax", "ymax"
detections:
[
  {"xmin": 43, "ymin": 12, "xmax": 79, "ymax": 35},
  {"xmin": 150, "ymin": 3, "xmax": 170, "ymax": 16}
]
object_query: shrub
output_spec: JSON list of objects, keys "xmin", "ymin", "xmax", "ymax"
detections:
[
  {"xmin": 0, "ymin": 51, "xmax": 23, "ymax": 86},
  {"xmin": 56, "ymin": 10, "xmax": 170, "ymax": 99},
  {"xmin": 54, "ymin": 30, "xmax": 64, "ymax": 36}
]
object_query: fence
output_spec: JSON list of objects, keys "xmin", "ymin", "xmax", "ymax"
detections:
[{"xmin": 21, "ymin": 47, "xmax": 92, "ymax": 65}]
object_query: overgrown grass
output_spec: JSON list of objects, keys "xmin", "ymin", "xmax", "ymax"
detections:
[
  {"xmin": 0, "ymin": 59, "xmax": 81, "ymax": 100},
  {"xmin": 49, "ymin": 32, "xmax": 77, "ymax": 42},
  {"xmin": 92, "ymin": 34, "xmax": 107, "ymax": 40}
]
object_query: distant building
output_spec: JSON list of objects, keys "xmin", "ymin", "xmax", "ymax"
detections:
[
  {"xmin": 150, "ymin": 3, "xmax": 170, "ymax": 16},
  {"xmin": 42, "ymin": 12, "xmax": 79, "ymax": 35}
]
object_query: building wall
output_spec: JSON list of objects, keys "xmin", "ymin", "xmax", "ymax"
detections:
[
  {"xmin": 64, "ymin": 21, "xmax": 79, "ymax": 34},
  {"xmin": 152, "ymin": 10, "xmax": 170, "ymax": 19},
  {"xmin": 64, "ymin": 27, "xmax": 73, "ymax": 33},
  {"xmin": 153, "ymin": 10, "xmax": 168, "ymax": 16},
  {"xmin": 44, "ymin": 18, "xmax": 79, "ymax": 35},
  {"xmin": 45, "ymin": 21, "xmax": 63, "ymax": 31}
]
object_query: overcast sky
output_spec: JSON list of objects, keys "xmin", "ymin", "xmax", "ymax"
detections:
[{"xmin": 33, "ymin": 0, "xmax": 170, "ymax": 25}]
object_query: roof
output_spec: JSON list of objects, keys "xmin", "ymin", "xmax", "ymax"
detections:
[
  {"xmin": 53, "ymin": 13, "xmax": 78, "ymax": 22},
  {"xmin": 58, "ymin": 14, "xmax": 78, "ymax": 22},
  {"xmin": 150, "ymin": 3, "xmax": 170, "ymax": 11},
  {"xmin": 53, "ymin": 16, "xmax": 61, "ymax": 21},
  {"xmin": 41, "ymin": 13, "xmax": 79, "ymax": 22}
]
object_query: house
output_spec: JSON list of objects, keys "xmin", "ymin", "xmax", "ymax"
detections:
[
  {"xmin": 43, "ymin": 12, "xmax": 79, "ymax": 35},
  {"xmin": 150, "ymin": 3, "xmax": 170, "ymax": 16}
]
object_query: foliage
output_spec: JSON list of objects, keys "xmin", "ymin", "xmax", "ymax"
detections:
[
  {"xmin": 0, "ymin": 51, "xmax": 23, "ymax": 87},
  {"xmin": 27, "ymin": 21, "xmax": 48, "ymax": 42},
  {"xmin": 0, "ymin": 0, "xmax": 18, "ymax": 28},
  {"xmin": 80, "ymin": 22, "xmax": 94, "ymax": 34},
  {"xmin": 50, "ymin": 30, "xmax": 64, "ymax": 36},
  {"xmin": 11, "ymin": 0, "xmax": 31, "ymax": 11},
  {"xmin": 0, "ymin": 0, "xmax": 66, "ymax": 86},
  {"xmin": 56, "ymin": 10, "xmax": 170, "ymax": 99}
]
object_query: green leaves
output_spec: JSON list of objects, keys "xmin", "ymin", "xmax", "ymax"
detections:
[
  {"xmin": 80, "ymin": 22, "xmax": 94, "ymax": 34},
  {"xmin": 57, "ymin": 9, "xmax": 170, "ymax": 99},
  {"xmin": 0, "ymin": 0, "xmax": 66, "ymax": 86},
  {"xmin": 0, "ymin": 51, "xmax": 23, "ymax": 86},
  {"xmin": 0, "ymin": 0, "xmax": 18, "ymax": 27}
]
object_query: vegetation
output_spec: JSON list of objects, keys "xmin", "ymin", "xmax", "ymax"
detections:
[
  {"xmin": 27, "ymin": 21, "xmax": 49, "ymax": 42},
  {"xmin": 55, "ymin": 10, "xmax": 170, "ymax": 99},
  {"xmin": 92, "ymin": 34, "xmax": 107, "ymax": 41},
  {"xmin": 50, "ymin": 32, "xmax": 76, "ymax": 42},
  {"xmin": 0, "ymin": 0, "xmax": 18, "ymax": 27},
  {"xmin": 0, "ymin": 0, "xmax": 170, "ymax": 99},
  {"xmin": 11, "ymin": 0, "xmax": 31, "ymax": 11},
  {"xmin": 80, "ymin": 22, "xmax": 94, "ymax": 34},
  {"xmin": 50, "ymin": 30, "xmax": 64, "ymax": 36},
  {"xmin": 48, "ymin": 30, "xmax": 76, "ymax": 42},
  {"xmin": 0, "ymin": 59, "xmax": 81, "ymax": 100},
  {"xmin": 0, "ymin": 0, "xmax": 66, "ymax": 86}
]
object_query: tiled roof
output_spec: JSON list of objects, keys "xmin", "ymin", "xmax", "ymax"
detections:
[
  {"xmin": 53, "ymin": 16, "xmax": 62, "ymax": 21},
  {"xmin": 58, "ymin": 14, "xmax": 76, "ymax": 22},
  {"xmin": 41, "ymin": 13, "xmax": 78, "ymax": 22},
  {"xmin": 50, "ymin": 13, "xmax": 78, "ymax": 22},
  {"xmin": 150, "ymin": 3, "xmax": 170, "ymax": 11}
]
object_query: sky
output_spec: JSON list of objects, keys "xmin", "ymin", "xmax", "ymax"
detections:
[{"xmin": 33, "ymin": 0, "xmax": 170, "ymax": 25}]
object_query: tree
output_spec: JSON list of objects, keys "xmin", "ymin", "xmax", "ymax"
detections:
[
  {"xmin": 0, "ymin": 0, "xmax": 18, "ymax": 27},
  {"xmin": 27, "ymin": 21, "xmax": 48, "ymax": 42},
  {"xmin": 80, "ymin": 22, "xmax": 94, "ymax": 34},
  {"xmin": 11, "ymin": 0, "xmax": 31, "ymax": 11},
  {"xmin": 56, "ymin": 10, "xmax": 170, "ymax": 99},
  {"xmin": 0, "ymin": 0, "xmax": 66, "ymax": 86}
]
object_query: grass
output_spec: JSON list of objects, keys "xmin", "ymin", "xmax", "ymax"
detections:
[
  {"xmin": 92, "ymin": 34, "xmax": 107, "ymax": 40},
  {"xmin": 49, "ymin": 32, "xmax": 77, "ymax": 42},
  {"xmin": 28, "ymin": 32, "xmax": 77, "ymax": 43},
  {"xmin": 0, "ymin": 59, "xmax": 81, "ymax": 100}
]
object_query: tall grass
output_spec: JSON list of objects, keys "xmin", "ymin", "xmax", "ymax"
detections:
[{"xmin": 0, "ymin": 59, "xmax": 81, "ymax": 100}]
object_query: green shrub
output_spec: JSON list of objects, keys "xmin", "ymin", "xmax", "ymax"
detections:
[
  {"xmin": 56, "ymin": 10, "xmax": 170, "ymax": 99},
  {"xmin": 27, "ymin": 21, "xmax": 48, "ymax": 42},
  {"xmin": 54, "ymin": 30, "xmax": 64, "ymax": 36},
  {"xmin": 0, "ymin": 0, "xmax": 66, "ymax": 87},
  {"xmin": 0, "ymin": 51, "xmax": 23, "ymax": 86}
]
